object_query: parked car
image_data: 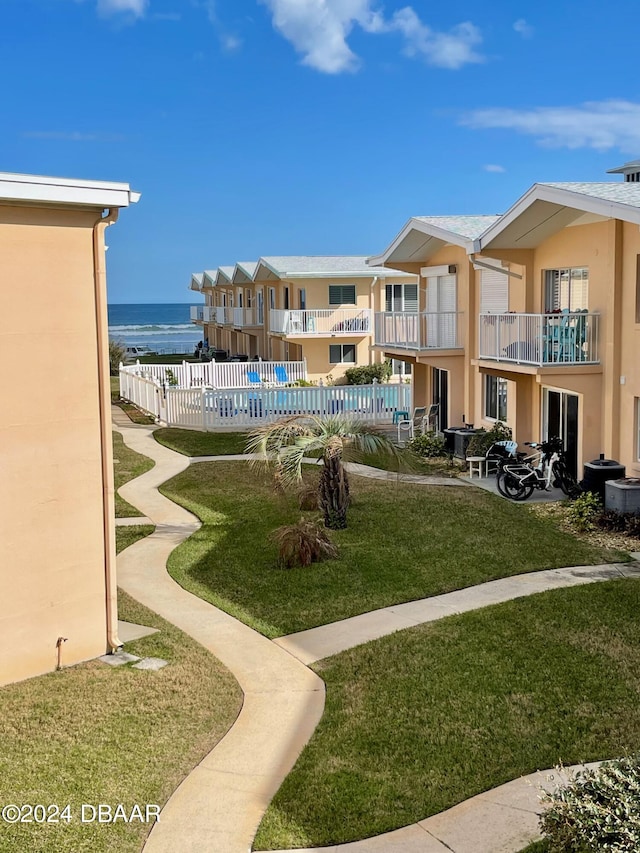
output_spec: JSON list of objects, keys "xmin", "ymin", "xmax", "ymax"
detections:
[{"xmin": 124, "ymin": 345, "xmax": 154, "ymax": 361}]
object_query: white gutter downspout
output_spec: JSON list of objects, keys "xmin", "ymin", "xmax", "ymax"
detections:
[
  {"xmin": 369, "ymin": 276, "xmax": 379, "ymax": 359},
  {"xmin": 93, "ymin": 207, "xmax": 121, "ymax": 652}
]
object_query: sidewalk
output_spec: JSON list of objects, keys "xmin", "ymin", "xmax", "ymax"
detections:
[{"xmin": 113, "ymin": 412, "xmax": 324, "ymax": 853}]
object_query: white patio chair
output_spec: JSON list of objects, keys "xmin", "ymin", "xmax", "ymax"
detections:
[{"xmin": 397, "ymin": 406, "xmax": 428, "ymax": 443}]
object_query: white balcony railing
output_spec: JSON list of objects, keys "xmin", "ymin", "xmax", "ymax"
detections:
[
  {"xmin": 478, "ymin": 312, "xmax": 600, "ymax": 366},
  {"xmin": 190, "ymin": 305, "xmax": 205, "ymax": 323},
  {"xmin": 270, "ymin": 308, "xmax": 372, "ymax": 336},
  {"xmin": 233, "ymin": 307, "xmax": 264, "ymax": 328},
  {"xmin": 374, "ymin": 312, "xmax": 463, "ymax": 350}
]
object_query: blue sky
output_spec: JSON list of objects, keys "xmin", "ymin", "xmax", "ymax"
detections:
[{"xmin": 3, "ymin": 0, "xmax": 640, "ymax": 302}]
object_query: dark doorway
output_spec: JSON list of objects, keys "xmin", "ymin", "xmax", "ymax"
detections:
[{"xmin": 432, "ymin": 368, "xmax": 448, "ymax": 431}]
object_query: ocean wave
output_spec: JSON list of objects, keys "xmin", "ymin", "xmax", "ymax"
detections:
[{"xmin": 108, "ymin": 324, "xmax": 194, "ymax": 333}]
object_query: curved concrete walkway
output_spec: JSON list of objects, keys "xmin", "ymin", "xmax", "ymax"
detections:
[
  {"xmin": 112, "ymin": 409, "xmax": 324, "ymax": 853},
  {"xmin": 264, "ymin": 761, "xmax": 603, "ymax": 853},
  {"xmin": 274, "ymin": 562, "xmax": 640, "ymax": 664},
  {"xmin": 112, "ymin": 420, "xmax": 636, "ymax": 852}
]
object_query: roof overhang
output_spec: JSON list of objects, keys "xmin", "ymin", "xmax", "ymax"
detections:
[
  {"xmin": 190, "ymin": 273, "xmax": 204, "ymax": 291},
  {"xmin": 201, "ymin": 270, "xmax": 217, "ymax": 288},
  {"xmin": 232, "ymin": 262, "xmax": 257, "ymax": 284},
  {"xmin": 215, "ymin": 268, "xmax": 233, "ymax": 286},
  {"xmin": 0, "ymin": 171, "xmax": 140, "ymax": 208},
  {"xmin": 477, "ymin": 183, "xmax": 640, "ymax": 251},
  {"xmin": 368, "ymin": 217, "xmax": 474, "ymax": 267},
  {"xmin": 254, "ymin": 259, "xmax": 282, "ymax": 281}
]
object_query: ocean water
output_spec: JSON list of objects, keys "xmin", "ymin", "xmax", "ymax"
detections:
[{"xmin": 108, "ymin": 303, "xmax": 201, "ymax": 354}]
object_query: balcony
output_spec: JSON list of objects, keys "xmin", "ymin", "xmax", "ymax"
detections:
[
  {"xmin": 478, "ymin": 312, "xmax": 600, "ymax": 367},
  {"xmin": 233, "ymin": 307, "xmax": 264, "ymax": 328},
  {"xmin": 374, "ymin": 312, "xmax": 463, "ymax": 350},
  {"xmin": 190, "ymin": 305, "xmax": 205, "ymax": 323},
  {"xmin": 270, "ymin": 308, "xmax": 372, "ymax": 336}
]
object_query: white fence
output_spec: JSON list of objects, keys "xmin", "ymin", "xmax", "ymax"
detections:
[
  {"xmin": 163, "ymin": 382, "xmax": 412, "ymax": 429},
  {"xmin": 118, "ymin": 371, "xmax": 164, "ymax": 420},
  {"xmin": 478, "ymin": 312, "xmax": 599, "ymax": 366},
  {"xmin": 120, "ymin": 360, "xmax": 307, "ymax": 390},
  {"xmin": 374, "ymin": 312, "xmax": 463, "ymax": 350}
]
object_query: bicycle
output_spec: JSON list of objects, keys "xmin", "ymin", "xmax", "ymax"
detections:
[{"xmin": 494, "ymin": 436, "xmax": 579, "ymax": 501}]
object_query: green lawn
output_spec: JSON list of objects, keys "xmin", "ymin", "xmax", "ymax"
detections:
[
  {"xmin": 154, "ymin": 427, "xmax": 249, "ymax": 456},
  {"xmin": 0, "ymin": 590, "xmax": 242, "ymax": 853},
  {"xmin": 254, "ymin": 580, "xmax": 640, "ymax": 849},
  {"xmin": 159, "ymin": 461, "xmax": 625, "ymax": 638},
  {"xmin": 115, "ymin": 525, "xmax": 155, "ymax": 554},
  {"xmin": 112, "ymin": 431, "xmax": 155, "ymax": 517}
]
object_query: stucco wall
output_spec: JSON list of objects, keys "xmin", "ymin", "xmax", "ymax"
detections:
[{"xmin": 0, "ymin": 204, "xmax": 111, "ymax": 685}]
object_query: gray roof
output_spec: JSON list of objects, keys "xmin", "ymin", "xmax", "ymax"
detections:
[
  {"xmin": 413, "ymin": 215, "xmax": 501, "ymax": 240},
  {"xmin": 192, "ymin": 273, "xmax": 204, "ymax": 283},
  {"xmin": 542, "ymin": 182, "xmax": 640, "ymax": 208},
  {"xmin": 217, "ymin": 265, "xmax": 234, "ymax": 280},
  {"xmin": 236, "ymin": 261, "xmax": 258, "ymax": 277},
  {"xmin": 258, "ymin": 255, "xmax": 409, "ymax": 277}
]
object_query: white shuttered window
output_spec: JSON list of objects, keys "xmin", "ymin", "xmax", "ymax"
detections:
[{"xmin": 480, "ymin": 267, "xmax": 509, "ymax": 313}]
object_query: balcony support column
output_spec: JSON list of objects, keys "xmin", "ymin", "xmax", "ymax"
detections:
[{"xmin": 603, "ymin": 219, "xmax": 623, "ymax": 460}]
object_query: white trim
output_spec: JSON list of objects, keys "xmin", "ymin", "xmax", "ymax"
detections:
[
  {"xmin": 369, "ymin": 217, "xmax": 474, "ymax": 267},
  {"xmin": 0, "ymin": 171, "xmax": 139, "ymax": 207},
  {"xmin": 479, "ymin": 183, "xmax": 640, "ymax": 250}
]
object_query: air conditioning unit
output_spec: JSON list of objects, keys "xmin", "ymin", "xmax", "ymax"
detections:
[{"xmin": 604, "ymin": 478, "xmax": 640, "ymax": 513}]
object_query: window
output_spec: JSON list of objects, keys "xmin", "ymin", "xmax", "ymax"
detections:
[
  {"xmin": 636, "ymin": 398, "xmax": 640, "ymax": 461},
  {"xmin": 269, "ymin": 288, "xmax": 275, "ymax": 310},
  {"xmin": 392, "ymin": 359, "xmax": 412, "ymax": 375},
  {"xmin": 284, "ymin": 287, "xmax": 290, "ymax": 310},
  {"xmin": 329, "ymin": 344, "xmax": 356, "ymax": 364},
  {"xmin": 329, "ymin": 284, "xmax": 356, "ymax": 305},
  {"xmin": 484, "ymin": 375, "xmax": 507, "ymax": 421},
  {"xmin": 544, "ymin": 267, "xmax": 588, "ymax": 312},
  {"xmin": 385, "ymin": 283, "xmax": 418, "ymax": 312},
  {"xmin": 480, "ymin": 267, "xmax": 508, "ymax": 313},
  {"xmin": 299, "ymin": 288, "xmax": 306, "ymax": 310}
]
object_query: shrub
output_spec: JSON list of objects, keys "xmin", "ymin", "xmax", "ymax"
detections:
[
  {"xmin": 165, "ymin": 368, "xmax": 179, "ymax": 386},
  {"xmin": 624, "ymin": 513, "xmax": 640, "ymax": 539},
  {"xmin": 109, "ymin": 339, "xmax": 125, "ymax": 376},
  {"xmin": 466, "ymin": 421, "xmax": 512, "ymax": 457},
  {"xmin": 408, "ymin": 432, "xmax": 447, "ymax": 458},
  {"xmin": 596, "ymin": 509, "xmax": 628, "ymax": 533},
  {"xmin": 271, "ymin": 519, "xmax": 339, "ymax": 568},
  {"xmin": 539, "ymin": 755, "xmax": 640, "ymax": 852},
  {"xmin": 567, "ymin": 491, "xmax": 602, "ymax": 531},
  {"xmin": 344, "ymin": 361, "xmax": 392, "ymax": 385}
]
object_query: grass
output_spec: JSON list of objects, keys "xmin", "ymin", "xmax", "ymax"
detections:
[
  {"xmin": 159, "ymin": 461, "xmax": 625, "ymax": 638},
  {"xmin": 115, "ymin": 525, "xmax": 155, "ymax": 554},
  {"xmin": 254, "ymin": 579, "xmax": 640, "ymax": 849},
  {"xmin": 112, "ymin": 431, "xmax": 154, "ymax": 517},
  {"xmin": 520, "ymin": 844, "xmax": 549, "ymax": 852},
  {"xmin": 0, "ymin": 590, "xmax": 242, "ymax": 853},
  {"xmin": 138, "ymin": 353, "xmax": 198, "ymax": 364},
  {"xmin": 154, "ymin": 427, "xmax": 249, "ymax": 457},
  {"xmin": 110, "ymin": 376, "xmax": 156, "ymax": 425}
]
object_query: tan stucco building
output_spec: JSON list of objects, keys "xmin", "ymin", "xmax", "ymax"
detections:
[
  {"xmin": 191, "ymin": 256, "xmax": 417, "ymax": 383},
  {"xmin": 370, "ymin": 163, "xmax": 640, "ymax": 478},
  {"xmin": 0, "ymin": 171, "xmax": 139, "ymax": 686}
]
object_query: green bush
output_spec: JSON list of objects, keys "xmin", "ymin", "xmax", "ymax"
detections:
[
  {"xmin": 408, "ymin": 432, "xmax": 447, "ymax": 458},
  {"xmin": 567, "ymin": 491, "xmax": 602, "ymax": 531},
  {"xmin": 540, "ymin": 755, "xmax": 640, "ymax": 852},
  {"xmin": 165, "ymin": 368, "xmax": 179, "ymax": 386},
  {"xmin": 109, "ymin": 339, "xmax": 125, "ymax": 376},
  {"xmin": 344, "ymin": 361, "xmax": 392, "ymax": 385},
  {"xmin": 596, "ymin": 510, "xmax": 640, "ymax": 539},
  {"xmin": 466, "ymin": 421, "xmax": 512, "ymax": 457}
]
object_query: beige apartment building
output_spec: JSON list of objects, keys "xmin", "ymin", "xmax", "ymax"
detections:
[
  {"xmin": 371, "ymin": 162, "xmax": 640, "ymax": 477},
  {"xmin": 191, "ymin": 256, "xmax": 417, "ymax": 383},
  {"xmin": 0, "ymin": 171, "xmax": 139, "ymax": 685}
]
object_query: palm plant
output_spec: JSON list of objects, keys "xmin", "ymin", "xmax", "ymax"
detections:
[{"xmin": 246, "ymin": 414, "xmax": 400, "ymax": 529}]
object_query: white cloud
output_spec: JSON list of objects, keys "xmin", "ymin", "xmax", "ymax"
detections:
[
  {"xmin": 259, "ymin": 0, "xmax": 483, "ymax": 74},
  {"xmin": 484, "ymin": 164, "xmax": 505, "ymax": 173},
  {"xmin": 391, "ymin": 9, "xmax": 483, "ymax": 70},
  {"xmin": 513, "ymin": 18, "xmax": 533, "ymax": 38},
  {"xmin": 461, "ymin": 100, "xmax": 640, "ymax": 152},
  {"xmin": 97, "ymin": 0, "xmax": 148, "ymax": 17}
]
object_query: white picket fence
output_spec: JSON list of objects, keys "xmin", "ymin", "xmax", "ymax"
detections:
[
  {"xmin": 118, "ymin": 371, "xmax": 164, "ymax": 420},
  {"xmin": 163, "ymin": 382, "xmax": 412, "ymax": 429},
  {"xmin": 120, "ymin": 359, "xmax": 307, "ymax": 389}
]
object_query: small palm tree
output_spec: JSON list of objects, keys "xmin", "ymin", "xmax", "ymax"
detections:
[{"xmin": 246, "ymin": 414, "xmax": 400, "ymax": 529}]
